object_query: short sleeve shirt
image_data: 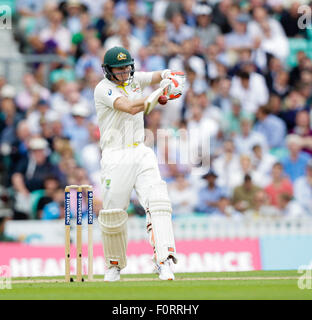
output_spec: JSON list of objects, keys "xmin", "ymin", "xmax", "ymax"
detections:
[{"xmin": 94, "ymin": 72, "xmax": 153, "ymax": 150}]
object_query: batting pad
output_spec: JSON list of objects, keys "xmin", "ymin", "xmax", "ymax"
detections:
[
  {"xmin": 148, "ymin": 181, "xmax": 177, "ymax": 264},
  {"xmin": 98, "ymin": 209, "xmax": 128, "ymax": 270}
]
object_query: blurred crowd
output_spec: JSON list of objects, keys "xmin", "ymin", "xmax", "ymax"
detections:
[{"xmin": 1, "ymin": 0, "xmax": 312, "ymax": 223}]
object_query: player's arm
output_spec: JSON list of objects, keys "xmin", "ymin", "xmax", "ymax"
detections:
[
  {"xmin": 150, "ymin": 71, "xmax": 163, "ymax": 85},
  {"xmin": 150, "ymin": 70, "xmax": 174, "ymax": 85},
  {"xmin": 113, "ymin": 96, "xmax": 148, "ymax": 115},
  {"xmin": 151, "ymin": 69, "xmax": 185, "ymax": 85}
]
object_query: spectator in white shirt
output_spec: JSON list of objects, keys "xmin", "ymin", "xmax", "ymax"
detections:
[
  {"xmin": 187, "ymin": 104, "xmax": 218, "ymax": 167},
  {"xmin": 213, "ymin": 139, "xmax": 241, "ymax": 190},
  {"xmin": 279, "ymin": 193, "xmax": 308, "ymax": 218},
  {"xmin": 39, "ymin": 9, "xmax": 72, "ymax": 55},
  {"xmin": 234, "ymin": 117, "xmax": 268, "ymax": 155},
  {"xmin": 230, "ymin": 68, "xmax": 269, "ymax": 114},
  {"xmin": 168, "ymin": 173, "xmax": 197, "ymax": 215},
  {"xmin": 251, "ymin": 144, "xmax": 277, "ymax": 186},
  {"xmin": 248, "ymin": 6, "xmax": 289, "ymax": 62}
]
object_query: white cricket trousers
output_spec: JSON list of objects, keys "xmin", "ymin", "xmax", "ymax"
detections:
[{"xmin": 100, "ymin": 143, "xmax": 162, "ymax": 211}]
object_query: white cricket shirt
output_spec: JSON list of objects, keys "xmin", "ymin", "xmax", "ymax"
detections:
[{"xmin": 94, "ymin": 72, "xmax": 153, "ymax": 150}]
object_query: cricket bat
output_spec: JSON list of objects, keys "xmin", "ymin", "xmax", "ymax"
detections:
[{"xmin": 144, "ymin": 83, "xmax": 171, "ymax": 115}]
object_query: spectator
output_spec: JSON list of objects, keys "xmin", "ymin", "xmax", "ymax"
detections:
[
  {"xmin": 16, "ymin": 0, "xmax": 46, "ymax": 36},
  {"xmin": 63, "ymin": 102, "xmax": 91, "ymax": 155},
  {"xmin": 213, "ymin": 139, "xmax": 241, "ymax": 189},
  {"xmin": 212, "ymin": 0, "xmax": 233, "ymax": 34},
  {"xmin": 38, "ymin": 9, "xmax": 72, "ymax": 56},
  {"xmin": 35, "ymin": 175, "xmax": 61, "ymax": 219},
  {"xmin": 26, "ymin": 99, "xmax": 58, "ymax": 135},
  {"xmin": 103, "ymin": 19, "xmax": 143, "ymax": 59},
  {"xmin": 195, "ymin": 170, "xmax": 227, "ymax": 214},
  {"xmin": 80, "ymin": 71, "xmax": 102, "ymax": 118},
  {"xmin": 250, "ymin": 144, "xmax": 277, "ymax": 186},
  {"xmin": 254, "ymin": 105, "xmax": 286, "ymax": 149},
  {"xmin": 187, "ymin": 103, "xmax": 218, "ymax": 167},
  {"xmin": 64, "ymin": 0, "xmax": 86, "ymax": 35},
  {"xmin": 181, "ymin": 0, "xmax": 197, "ymax": 28},
  {"xmin": 193, "ymin": 3, "xmax": 221, "ymax": 48},
  {"xmin": 280, "ymin": 2, "xmax": 306, "ymax": 38},
  {"xmin": 167, "ymin": 11, "xmax": 194, "ymax": 45},
  {"xmin": 0, "ymin": 186, "xmax": 17, "ymax": 241},
  {"xmin": 15, "ymin": 73, "xmax": 50, "ymax": 112},
  {"xmin": 293, "ymin": 159, "xmax": 312, "ymax": 215},
  {"xmin": 291, "ymin": 110, "xmax": 312, "ymax": 155},
  {"xmin": 0, "ymin": 96, "xmax": 24, "ymax": 148},
  {"xmin": 289, "ymin": 53, "xmax": 311, "ymax": 87},
  {"xmin": 245, "ymin": 189, "xmax": 280, "ymax": 218},
  {"xmin": 279, "ymin": 89, "xmax": 307, "ymax": 131},
  {"xmin": 231, "ymin": 153, "xmax": 264, "ymax": 189},
  {"xmin": 225, "ymin": 13, "xmax": 253, "ymax": 50},
  {"xmin": 142, "ymin": 37, "xmax": 167, "ymax": 72},
  {"xmin": 11, "ymin": 137, "xmax": 65, "ymax": 219},
  {"xmin": 271, "ymin": 70, "xmax": 290, "ymax": 99},
  {"xmin": 249, "ymin": 6, "xmax": 289, "ymax": 61},
  {"xmin": 51, "ymin": 81, "xmax": 89, "ymax": 116},
  {"xmin": 222, "ymin": 97, "xmax": 252, "ymax": 137},
  {"xmin": 131, "ymin": 7, "xmax": 153, "ymax": 47},
  {"xmin": 281, "ymin": 134, "xmax": 311, "ymax": 182},
  {"xmin": 168, "ymin": 172, "xmax": 197, "ymax": 215},
  {"xmin": 211, "ymin": 195, "xmax": 242, "ymax": 219},
  {"xmin": 234, "ymin": 117, "xmax": 268, "ymax": 154},
  {"xmin": 168, "ymin": 38, "xmax": 207, "ymax": 80},
  {"xmin": 279, "ymin": 193, "xmax": 307, "ymax": 218},
  {"xmin": 230, "ymin": 69, "xmax": 269, "ymax": 114},
  {"xmin": 75, "ymin": 37, "xmax": 103, "ymax": 79},
  {"xmin": 264, "ymin": 162, "xmax": 293, "ymax": 208},
  {"xmin": 4, "ymin": 120, "xmax": 32, "ymax": 185},
  {"xmin": 80, "ymin": 123, "xmax": 101, "ymax": 182},
  {"xmin": 232, "ymin": 174, "xmax": 262, "ymax": 213},
  {"xmin": 94, "ymin": 0, "xmax": 118, "ymax": 45},
  {"xmin": 212, "ymin": 77, "xmax": 233, "ymax": 113},
  {"xmin": 41, "ymin": 188, "xmax": 65, "ymax": 220}
]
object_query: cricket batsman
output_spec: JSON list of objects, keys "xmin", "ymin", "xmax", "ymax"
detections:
[{"xmin": 94, "ymin": 47, "xmax": 185, "ymax": 281}]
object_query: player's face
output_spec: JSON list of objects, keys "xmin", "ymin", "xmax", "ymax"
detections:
[{"xmin": 111, "ymin": 66, "xmax": 131, "ymax": 84}]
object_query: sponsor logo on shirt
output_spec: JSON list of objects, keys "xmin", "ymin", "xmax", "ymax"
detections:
[
  {"xmin": 131, "ymin": 82, "xmax": 141, "ymax": 93},
  {"xmin": 108, "ymin": 89, "xmax": 112, "ymax": 95}
]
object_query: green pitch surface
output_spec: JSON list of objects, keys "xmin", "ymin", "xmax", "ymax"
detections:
[{"xmin": 0, "ymin": 270, "xmax": 310, "ymax": 300}]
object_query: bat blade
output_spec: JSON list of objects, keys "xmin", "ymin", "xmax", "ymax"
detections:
[{"xmin": 144, "ymin": 84, "xmax": 170, "ymax": 115}]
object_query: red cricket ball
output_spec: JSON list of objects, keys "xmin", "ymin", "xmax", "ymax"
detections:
[{"xmin": 158, "ymin": 95, "xmax": 168, "ymax": 105}]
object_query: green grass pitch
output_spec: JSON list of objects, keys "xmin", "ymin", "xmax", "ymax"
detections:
[{"xmin": 0, "ymin": 270, "xmax": 310, "ymax": 300}]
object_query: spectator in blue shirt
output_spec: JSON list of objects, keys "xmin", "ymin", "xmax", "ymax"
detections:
[
  {"xmin": 254, "ymin": 105, "xmax": 286, "ymax": 149},
  {"xmin": 294, "ymin": 159, "xmax": 312, "ymax": 215},
  {"xmin": 281, "ymin": 134, "xmax": 311, "ymax": 182},
  {"xmin": 195, "ymin": 170, "xmax": 228, "ymax": 214}
]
